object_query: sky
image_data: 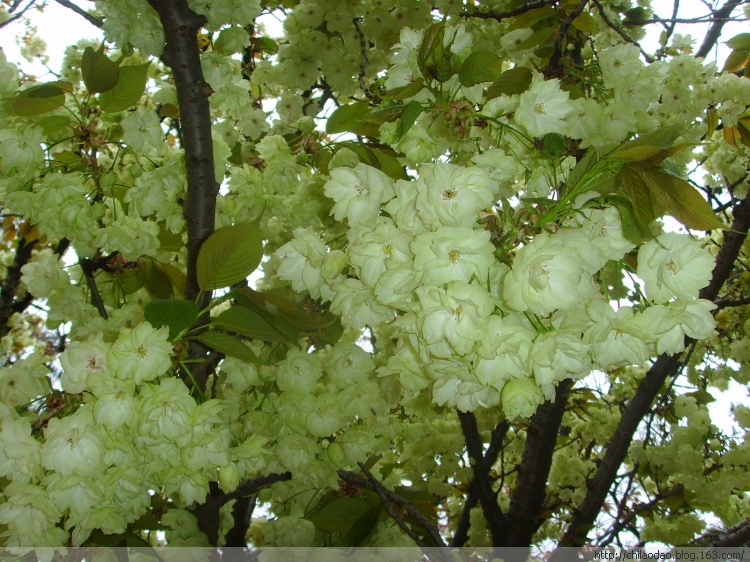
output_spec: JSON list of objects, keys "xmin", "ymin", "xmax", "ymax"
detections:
[{"xmin": 0, "ymin": 0, "xmax": 748, "ymax": 434}]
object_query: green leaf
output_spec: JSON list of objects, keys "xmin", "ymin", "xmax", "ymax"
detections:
[
  {"xmin": 722, "ymin": 49, "xmax": 750, "ymax": 73},
  {"xmin": 572, "ymin": 12, "xmax": 598, "ymax": 33},
  {"xmin": 564, "ymin": 148, "xmax": 598, "ymax": 194},
  {"xmin": 606, "ymin": 194, "xmax": 653, "ymax": 245},
  {"xmin": 623, "ymin": 7, "xmax": 648, "ymax": 25},
  {"xmin": 394, "ymin": 486, "xmax": 439, "ymax": 522},
  {"xmin": 326, "ymin": 102, "xmax": 372, "ymax": 135},
  {"xmin": 37, "ymin": 115, "xmax": 71, "ymax": 137},
  {"xmin": 197, "ymin": 331, "xmax": 259, "ymax": 363},
  {"xmin": 508, "ymin": 6, "xmax": 557, "ymax": 30},
  {"xmin": 417, "ymin": 20, "xmax": 461, "ymax": 82},
  {"xmin": 144, "ymin": 259, "xmax": 174, "ymax": 300},
  {"xmin": 197, "ymin": 223, "xmax": 263, "ymax": 291},
  {"xmin": 685, "ymin": 389, "xmax": 716, "ymax": 405},
  {"xmin": 7, "ymin": 82, "xmax": 69, "ymax": 116},
  {"xmin": 343, "ymin": 143, "xmax": 407, "ymax": 180},
  {"xmin": 397, "ymin": 100, "xmax": 423, "ymax": 139},
  {"xmin": 609, "ymin": 126, "xmax": 682, "ymax": 156},
  {"xmin": 213, "ymin": 305, "xmax": 288, "ymax": 342},
  {"xmin": 639, "ymin": 168, "xmax": 725, "ymax": 231},
  {"xmin": 486, "ymin": 66, "xmax": 533, "ymax": 99},
  {"xmin": 614, "ymin": 167, "xmax": 662, "ymax": 241},
  {"xmin": 458, "ymin": 50, "xmax": 504, "ymax": 86},
  {"xmin": 542, "ymin": 132, "xmax": 566, "ymax": 156},
  {"xmin": 344, "ymin": 505, "xmax": 381, "ymax": 546},
  {"xmin": 81, "ymin": 46, "xmax": 120, "ymax": 93},
  {"xmin": 517, "ymin": 26, "xmax": 556, "ymax": 51},
  {"xmin": 726, "ymin": 33, "xmax": 750, "ymax": 51},
  {"xmin": 234, "ymin": 288, "xmax": 301, "ymax": 343},
  {"xmin": 99, "ymin": 63, "xmax": 150, "ymax": 113},
  {"xmin": 309, "ymin": 498, "xmax": 372, "ymax": 533},
  {"xmin": 383, "ymin": 78, "xmax": 424, "ymax": 100},
  {"xmin": 145, "ymin": 299, "xmax": 200, "ymax": 341}
]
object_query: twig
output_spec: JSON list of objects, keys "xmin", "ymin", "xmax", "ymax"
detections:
[
  {"xmin": 591, "ymin": 0, "xmax": 654, "ymax": 63},
  {"xmin": 52, "ymin": 0, "xmax": 103, "ymax": 29},
  {"xmin": 457, "ymin": 411, "xmax": 506, "ymax": 545},
  {"xmin": 555, "ymin": 195, "xmax": 750, "ymax": 549},
  {"xmin": 224, "ymin": 471, "xmax": 292, "ymax": 502},
  {"xmin": 0, "ymin": 0, "xmax": 36, "ymax": 30},
  {"xmin": 0, "ymin": 234, "xmax": 37, "ymax": 338},
  {"xmin": 696, "ymin": 0, "xmax": 744, "ymax": 59},
  {"xmin": 80, "ymin": 258, "xmax": 109, "ymax": 319},
  {"xmin": 338, "ymin": 466, "xmax": 448, "ymax": 549},
  {"xmin": 460, "ymin": 0, "xmax": 557, "ymax": 23},
  {"xmin": 544, "ymin": 0, "xmax": 590, "ymax": 77},
  {"xmin": 714, "ymin": 295, "xmax": 750, "ymax": 310},
  {"xmin": 351, "ymin": 18, "xmax": 372, "ymax": 99}
]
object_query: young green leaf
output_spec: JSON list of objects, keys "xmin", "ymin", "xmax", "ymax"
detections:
[
  {"xmin": 640, "ymin": 168, "xmax": 725, "ymax": 231},
  {"xmin": 458, "ymin": 50, "xmax": 504, "ymax": 86},
  {"xmin": 397, "ymin": 100, "xmax": 423, "ymax": 139},
  {"xmin": 81, "ymin": 46, "xmax": 120, "ymax": 94},
  {"xmin": 144, "ymin": 299, "xmax": 200, "ymax": 341},
  {"xmin": 197, "ymin": 223, "xmax": 263, "ymax": 291},
  {"xmin": 326, "ymin": 103, "xmax": 372, "ymax": 135},
  {"xmin": 486, "ymin": 66, "xmax": 533, "ymax": 99},
  {"xmin": 7, "ymin": 82, "xmax": 70, "ymax": 116},
  {"xmin": 213, "ymin": 305, "xmax": 288, "ymax": 342},
  {"xmin": 309, "ymin": 498, "xmax": 372, "ymax": 533},
  {"xmin": 99, "ymin": 63, "xmax": 150, "ymax": 113},
  {"xmin": 197, "ymin": 331, "xmax": 259, "ymax": 363}
]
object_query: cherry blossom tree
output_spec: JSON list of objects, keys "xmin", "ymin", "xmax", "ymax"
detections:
[{"xmin": 0, "ymin": 0, "xmax": 749, "ymax": 552}]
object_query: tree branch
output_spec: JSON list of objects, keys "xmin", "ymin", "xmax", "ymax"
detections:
[
  {"xmin": 0, "ymin": 235, "xmax": 36, "ymax": 339},
  {"xmin": 224, "ymin": 471, "xmax": 293, "ymax": 502},
  {"xmin": 460, "ymin": 0, "xmax": 557, "ymax": 23},
  {"xmin": 147, "ymin": 0, "xmax": 219, "ymax": 390},
  {"xmin": 146, "ymin": 0, "xmax": 217, "ymax": 306},
  {"xmin": 691, "ymin": 519, "xmax": 750, "ymax": 547},
  {"xmin": 502, "ymin": 379, "xmax": 573, "ymax": 546},
  {"xmin": 457, "ymin": 411, "xmax": 506, "ymax": 545},
  {"xmin": 591, "ymin": 0, "xmax": 654, "ymax": 63},
  {"xmin": 52, "ymin": 0, "xmax": 103, "ymax": 29},
  {"xmin": 80, "ymin": 258, "xmax": 109, "ymax": 320},
  {"xmin": 695, "ymin": 0, "xmax": 743, "ymax": 59},
  {"xmin": 544, "ymin": 0, "xmax": 590, "ymax": 78},
  {"xmin": 557, "ymin": 195, "xmax": 750, "ymax": 549},
  {"xmin": 338, "ymin": 466, "xmax": 447, "ymax": 549}
]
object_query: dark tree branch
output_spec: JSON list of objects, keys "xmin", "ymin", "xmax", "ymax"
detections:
[
  {"xmin": 557, "ymin": 195, "xmax": 750, "ymax": 549},
  {"xmin": 146, "ymin": 0, "xmax": 217, "ymax": 306},
  {"xmin": 695, "ymin": 0, "xmax": 743, "ymax": 59},
  {"xmin": 460, "ymin": 0, "xmax": 557, "ymax": 23},
  {"xmin": 80, "ymin": 258, "xmax": 109, "ymax": 320},
  {"xmin": 457, "ymin": 411, "xmax": 506, "ymax": 545},
  {"xmin": 0, "ymin": 235, "xmax": 36, "ymax": 339},
  {"xmin": 52, "ymin": 0, "xmax": 103, "ymax": 29},
  {"xmin": 147, "ymin": 0, "xmax": 219, "ymax": 391},
  {"xmin": 714, "ymin": 295, "xmax": 750, "ymax": 310},
  {"xmin": 224, "ymin": 471, "xmax": 292, "ymax": 502},
  {"xmin": 692, "ymin": 519, "xmax": 750, "ymax": 547},
  {"xmin": 223, "ymin": 495, "xmax": 253, "ymax": 547},
  {"xmin": 502, "ymin": 379, "xmax": 573, "ymax": 546},
  {"xmin": 544, "ymin": 0, "xmax": 590, "ymax": 78},
  {"xmin": 452, "ymin": 419, "xmax": 508, "ymax": 547},
  {"xmin": 591, "ymin": 0, "xmax": 654, "ymax": 63},
  {"xmin": 338, "ymin": 466, "xmax": 447, "ymax": 549},
  {"xmin": 0, "ymin": 0, "xmax": 36, "ymax": 30},
  {"xmin": 351, "ymin": 17, "xmax": 371, "ymax": 99},
  {"xmin": 450, "ymin": 488, "xmax": 478, "ymax": 547}
]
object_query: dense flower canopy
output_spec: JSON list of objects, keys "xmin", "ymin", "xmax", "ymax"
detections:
[{"xmin": 0, "ymin": 0, "xmax": 749, "ymax": 553}]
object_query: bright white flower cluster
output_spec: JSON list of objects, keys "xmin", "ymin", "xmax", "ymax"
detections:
[{"xmin": 276, "ymin": 159, "xmax": 717, "ymax": 416}]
